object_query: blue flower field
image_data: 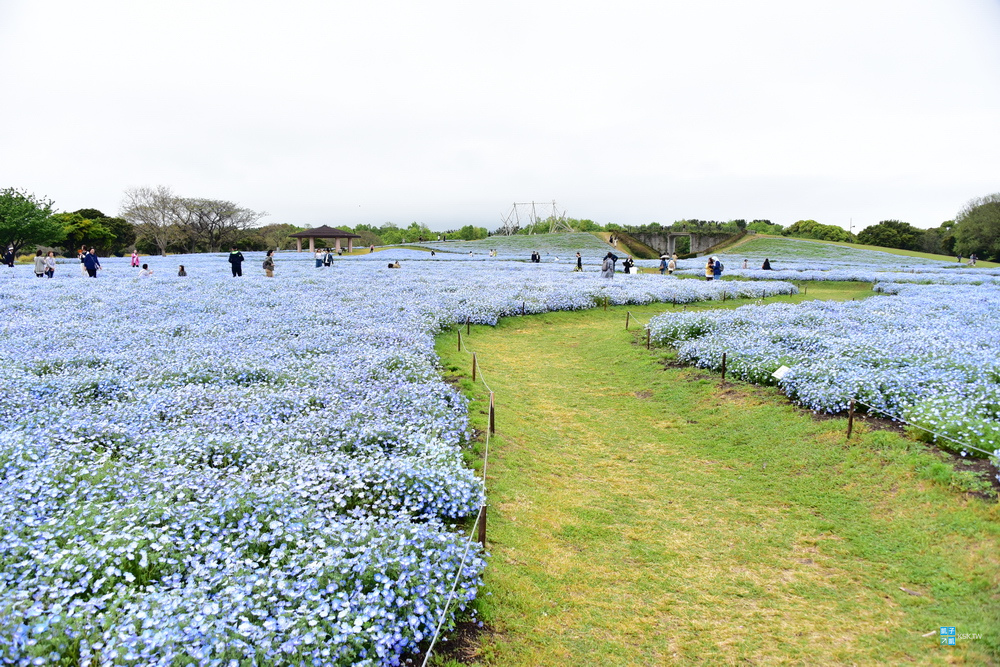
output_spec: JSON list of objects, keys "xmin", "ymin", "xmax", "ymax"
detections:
[{"xmin": 0, "ymin": 252, "xmax": 797, "ymax": 665}]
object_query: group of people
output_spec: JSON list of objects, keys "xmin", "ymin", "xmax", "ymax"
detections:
[
  {"xmin": 529, "ymin": 251, "xmax": 543, "ymax": 263},
  {"xmin": 32, "ymin": 251, "xmax": 57, "ymax": 278},
  {"xmin": 314, "ymin": 248, "xmax": 339, "ymax": 267},
  {"xmin": 704, "ymin": 256, "xmax": 724, "ymax": 280},
  {"xmin": 658, "ymin": 254, "xmax": 678, "ymax": 275}
]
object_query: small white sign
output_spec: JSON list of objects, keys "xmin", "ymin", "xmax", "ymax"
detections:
[{"xmin": 772, "ymin": 365, "xmax": 791, "ymax": 380}]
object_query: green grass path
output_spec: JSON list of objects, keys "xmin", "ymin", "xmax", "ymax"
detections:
[{"xmin": 435, "ymin": 292, "xmax": 1000, "ymax": 665}]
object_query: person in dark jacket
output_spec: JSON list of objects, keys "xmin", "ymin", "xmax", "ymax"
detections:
[
  {"xmin": 228, "ymin": 248, "xmax": 245, "ymax": 277},
  {"xmin": 83, "ymin": 248, "xmax": 101, "ymax": 277},
  {"xmin": 761, "ymin": 258, "xmax": 772, "ymax": 270},
  {"xmin": 4, "ymin": 247, "xmax": 13, "ymax": 268}
]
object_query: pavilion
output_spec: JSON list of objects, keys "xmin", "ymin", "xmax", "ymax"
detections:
[{"xmin": 289, "ymin": 225, "xmax": 362, "ymax": 253}]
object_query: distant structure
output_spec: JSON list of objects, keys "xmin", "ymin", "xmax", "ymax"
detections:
[
  {"xmin": 497, "ymin": 201, "xmax": 572, "ymax": 236},
  {"xmin": 289, "ymin": 225, "xmax": 361, "ymax": 253}
]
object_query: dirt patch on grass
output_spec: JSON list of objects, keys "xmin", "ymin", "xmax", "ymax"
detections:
[{"xmin": 410, "ymin": 620, "xmax": 495, "ymax": 665}]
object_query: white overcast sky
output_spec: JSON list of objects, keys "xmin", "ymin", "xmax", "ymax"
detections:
[{"xmin": 1, "ymin": 0, "xmax": 998, "ymax": 231}]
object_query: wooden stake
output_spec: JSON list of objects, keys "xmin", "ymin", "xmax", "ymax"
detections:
[
  {"xmin": 466, "ymin": 315, "xmax": 470, "ymax": 335},
  {"xmin": 646, "ymin": 329, "xmax": 651, "ymax": 349},
  {"xmin": 522, "ymin": 301, "xmax": 525, "ymax": 316},
  {"xmin": 847, "ymin": 398, "xmax": 855, "ymax": 440},
  {"xmin": 472, "ymin": 352, "xmax": 477, "ymax": 382},
  {"xmin": 625, "ymin": 311, "xmax": 630, "ymax": 330},
  {"xmin": 457, "ymin": 330, "xmax": 462, "ymax": 352},
  {"xmin": 476, "ymin": 505, "xmax": 487, "ymax": 548},
  {"xmin": 721, "ymin": 352, "xmax": 727, "ymax": 382},
  {"xmin": 488, "ymin": 392, "xmax": 495, "ymax": 435}
]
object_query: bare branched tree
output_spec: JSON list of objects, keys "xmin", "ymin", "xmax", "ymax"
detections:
[
  {"xmin": 120, "ymin": 186, "xmax": 181, "ymax": 256},
  {"xmin": 121, "ymin": 187, "xmax": 267, "ymax": 254},
  {"xmin": 183, "ymin": 198, "xmax": 267, "ymax": 253}
]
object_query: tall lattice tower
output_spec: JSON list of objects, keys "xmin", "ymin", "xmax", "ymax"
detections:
[{"xmin": 497, "ymin": 201, "xmax": 571, "ymax": 235}]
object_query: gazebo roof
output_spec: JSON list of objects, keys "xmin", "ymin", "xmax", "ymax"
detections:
[{"xmin": 289, "ymin": 225, "xmax": 361, "ymax": 239}]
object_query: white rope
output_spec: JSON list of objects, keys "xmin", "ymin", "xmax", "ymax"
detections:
[
  {"xmin": 422, "ymin": 337, "xmax": 493, "ymax": 666},
  {"xmin": 853, "ymin": 399, "xmax": 997, "ymax": 458}
]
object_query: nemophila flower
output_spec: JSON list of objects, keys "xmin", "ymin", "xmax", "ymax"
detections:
[
  {"xmin": 0, "ymin": 253, "xmax": 795, "ymax": 665},
  {"xmin": 648, "ymin": 283, "xmax": 1000, "ymax": 464}
]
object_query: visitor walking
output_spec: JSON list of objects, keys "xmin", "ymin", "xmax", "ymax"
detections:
[
  {"xmin": 659, "ymin": 255, "xmax": 668, "ymax": 275},
  {"xmin": 369, "ymin": 244, "xmax": 375, "ymax": 253},
  {"xmin": 712, "ymin": 256, "xmax": 723, "ymax": 280},
  {"xmin": 83, "ymin": 248, "xmax": 101, "ymax": 278},
  {"xmin": 130, "ymin": 251, "xmax": 140, "ymax": 268},
  {"xmin": 667, "ymin": 255, "xmax": 676, "ymax": 275},
  {"xmin": 623, "ymin": 257, "xmax": 635, "ymax": 274},
  {"xmin": 4, "ymin": 246, "xmax": 13, "ymax": 268},
  {"xmin": 228, "ymin": 247, "xmax": 245, "ymax": 277},
  {"xmin": 742, "ymin": 259, "xmax": 748, "ymax": 269},
  {"xmin": 263, "ymin": 250, "xmax": 275, "ymax": 277},
  {"xmin": 324, "ymin": 248, "xmax": 334, "ymax": 266},
  {"xmin": 705, "ymin": 258, "xmax": 714, "ymax": 281},
  {"xmin": 44, "ymin": 251, "xmax": 56, "ymax": 278},
  {"xmin": 78, "ymin": 247, "xmax": 87, "ymax": 275},
  {"xmin": 575, "ymin": 252, "xmax": 583, "ymax": 272}
]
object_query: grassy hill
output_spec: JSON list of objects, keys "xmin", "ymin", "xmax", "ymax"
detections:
[
  {"xmin": 719, "ymin": 235, "xmax": 998, "ymax": 269},
  {"xmin": 411, "ymin": 233, "xmax": 615, "ymax": 259}
]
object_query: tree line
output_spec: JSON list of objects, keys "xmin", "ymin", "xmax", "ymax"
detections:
[{"xmin": 3, "ymin": 186, "xmax": 999, "ymax": 261}]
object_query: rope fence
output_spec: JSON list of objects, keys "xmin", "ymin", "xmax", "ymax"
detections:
[
  {"xmin": 632, "ymin": 312, "xmax": 998, "ymax": 459},
  {"xmin": 421, "ymin": 323, "xmax": 495, "ymax": 667}
]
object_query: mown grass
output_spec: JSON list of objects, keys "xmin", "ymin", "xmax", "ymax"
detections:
[
  {"xmin": 434, "ymin": 285, "xmax": 1000, "ymax": 666},
  {"xmin": 728, "ymin": 234, "xmax": 1000, "ymax": 268}
]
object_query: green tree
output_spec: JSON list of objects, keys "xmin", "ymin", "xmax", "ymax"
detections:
[
  {"xmin": 0, "ymin": 188, "xmax": 64, "ymax": 255},
  {"xmin": 379, "ymin": 223, "xmax": 403, "ymax": 245},
  {"xmin": 56, "ymin": 212, "xmax": 115, "ymax": 254},
  {"xmin": 747, "ymin": 220, "xmax": 783, "ymax": 234},
  {"xmin": 856, "ymin": 220, "xmax": 923, "ymax": 251},
  {"xmin": 782, "ymin": 220, "xmax": 855, "ymax": 243},
  {"xmin": 954, "ymin": 193, "xmax": 1000, "ymax": 261},
  {"xmin": 68, "ymin": 209, "xmax": 135, "ymax": 256}
]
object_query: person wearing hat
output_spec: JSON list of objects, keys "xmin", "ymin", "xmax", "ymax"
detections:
[
  {"xmin": 712, "ymin": 256, "xmax": 723, "ymax": 280},
  {"xmin": 659, "ymin": 254, "xmax": 668, "ymax": 275}
]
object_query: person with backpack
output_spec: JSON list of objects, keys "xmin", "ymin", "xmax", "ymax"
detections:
[
  {"xmin": 713, "ymin": 256, "xmax": 724, "ymax": 280},
  {"xmin": 228, "ymin": 247, "xmax": 245, "ymax": 277},
  {"xmin": 601, "ymin": 252, "xmax": 615, "ymax": 279},
  {"xmin": 263, "ymin": 250, "xmax": 275, "ymax": 277}
]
